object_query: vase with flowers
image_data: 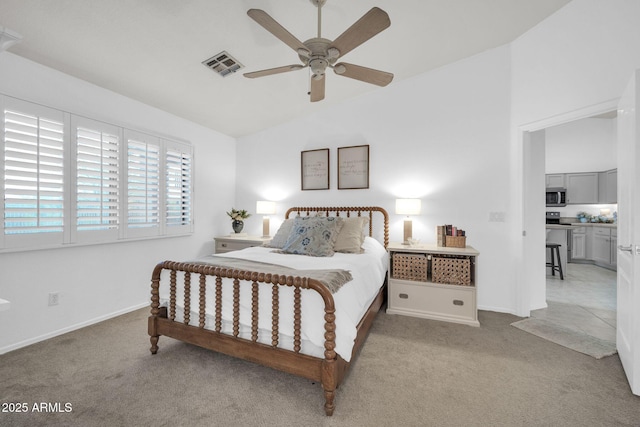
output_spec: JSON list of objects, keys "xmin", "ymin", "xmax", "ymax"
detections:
[{"xmin": 227, "ymin": 208, "xmax": 251, "ymax": 234}]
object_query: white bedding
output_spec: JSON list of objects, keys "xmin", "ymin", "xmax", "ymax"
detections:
[{"xmin": 159, "ymin": 236, "xmax": 388, "ymax": 362}]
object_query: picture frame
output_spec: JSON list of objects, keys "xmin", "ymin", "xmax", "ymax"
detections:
[
  {"xmin": 301, "ymin": 148, "xmax": 330, "ymax": 190},
  {"xmin": 338, "ymin": 145, "xmax": 369, "ymax": 189}
]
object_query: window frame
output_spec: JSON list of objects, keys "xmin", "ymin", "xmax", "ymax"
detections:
[{"xmin": 0, "ymin": 94, "xmax": 194, "ymax": 253}]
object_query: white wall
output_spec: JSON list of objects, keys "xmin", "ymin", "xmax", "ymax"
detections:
[
  {"xmin": 237, "ymin": 45, "xmax": 515, "ymax": 313},
  {"xmin": 512, "ymin": 0, "xmax": 640, "ymax": 313},
  {"xmin": 545, "ymin": 117, "xmax": 617, "ymax": 174},
  {"xmin": 0, "ymin": 53, "xmax": 236, "ymax": 353},
  {"xmin": 511, "ymin": 0, "xmax": 640, "ymax": 127}
]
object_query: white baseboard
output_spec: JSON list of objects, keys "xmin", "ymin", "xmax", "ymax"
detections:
[
  {"xmin": 0, "ymin": 302, "xmax": 149, "ymax": 355},
  {"xmin": 477, "ymin": 305, "xmax": 518, "ymax": 316}
]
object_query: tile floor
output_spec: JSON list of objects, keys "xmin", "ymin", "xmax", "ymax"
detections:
[{"xmin": 533, "ymin": 263, "xmax": 617, "ymax": 345}]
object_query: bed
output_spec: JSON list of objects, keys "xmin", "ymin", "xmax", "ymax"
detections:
[{"xmin": 148, "ymin": 206, "xmax": 389, "ymax": 415}]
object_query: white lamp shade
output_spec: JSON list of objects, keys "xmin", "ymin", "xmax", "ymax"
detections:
[
  {"xmin": 256, "ymin": 200, "xmax": 276, "ymax": 215},
  {"xmin": 395, "ymin": 199, "xmax": 421, "ymax": 215}
]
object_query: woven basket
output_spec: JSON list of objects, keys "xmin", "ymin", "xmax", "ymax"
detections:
[
  {"xmin": 445, "ymin": 236, "xmax": 466, "ymax": 248},
  {"xmin": 392, "ymin": 253, "xmax": 428, "ymax": 282},
  {"xmin": 432, "ymin": 256, "xmax": 471, "ymax": 286}
]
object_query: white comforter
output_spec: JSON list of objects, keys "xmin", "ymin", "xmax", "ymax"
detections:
[{"xmin": 160, "ymin": 237, "xmax": 388, "ymax": 362}]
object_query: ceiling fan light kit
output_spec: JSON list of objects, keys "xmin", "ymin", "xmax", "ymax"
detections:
[{"xmin": 244, "ymin": 0, "xmax": 393, "ymax": 102}]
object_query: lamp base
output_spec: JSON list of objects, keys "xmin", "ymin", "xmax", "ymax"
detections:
[{"xmin": 403, "ymin": 219, "xmax": 412, "ymax": 245}]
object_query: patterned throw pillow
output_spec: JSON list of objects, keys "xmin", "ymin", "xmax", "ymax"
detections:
[
  {"xmin": 334, "ymin": 217, "xmax": 369, "ymax": 253},
  {"xmin": 281, "ymin": 216, "xmax": 345, "ymax": 256}
]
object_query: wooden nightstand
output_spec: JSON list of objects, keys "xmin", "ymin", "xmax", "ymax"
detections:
[
  {"xmin": 386, "ymin": 243, "xmax": 480, "ymax": 326},
  {"xmin": 214, "ymin": 235, "xmax": 271, "ymax": 253}
]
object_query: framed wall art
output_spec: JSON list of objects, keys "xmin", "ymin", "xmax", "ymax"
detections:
[
  {"xmin": 301, "ymin": 148, "xmax": 330, "ymax": 190},
  {"xmin": 338, "ymin": 145, "xmax": 369, "ymax": 189}
]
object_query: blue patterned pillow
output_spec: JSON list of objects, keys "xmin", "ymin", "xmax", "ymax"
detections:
[{"xmin": 281, "ymin": 216, "xmax": 345, "ymax": 256}]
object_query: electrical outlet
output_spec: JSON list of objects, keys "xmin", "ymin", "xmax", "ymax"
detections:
[
  {"xmin": 48, "ymin": 292, "xmax": 59, "ymax": 306},
  {"xmin": 489, "ymin": 212, "xmax": 506, "ymax": 222}
]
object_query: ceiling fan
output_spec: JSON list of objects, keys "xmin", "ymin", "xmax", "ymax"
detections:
[{"xmin": 244, "ymin": 0, "xmax": 393, "ymax": 102}]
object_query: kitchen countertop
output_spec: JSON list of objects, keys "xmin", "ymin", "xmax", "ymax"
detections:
[
  {"xmin": 546, "ymin": 224, "xmax": 576, "ymax": 230},
  {"xmin": 559, "ymin": 222, "xmax": 617, "ymax": 228}
]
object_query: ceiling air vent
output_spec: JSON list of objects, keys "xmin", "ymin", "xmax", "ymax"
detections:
[{"xmin": 202, "ymin": 51, "xmax": 244, "ymax": 77}]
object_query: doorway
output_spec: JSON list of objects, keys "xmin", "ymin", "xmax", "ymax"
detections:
[
  {"xmin": 532, "ymin": 112, "xmax": 618, "ymax": 347},
  {"xmin": 520, "ymin": 100, "xmax": 619, "ymax": 317}
]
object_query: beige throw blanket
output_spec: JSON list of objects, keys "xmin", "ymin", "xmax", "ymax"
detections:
[{"xmin": 190, "ymin": 255, "xmax": 353, "ymax": 294}]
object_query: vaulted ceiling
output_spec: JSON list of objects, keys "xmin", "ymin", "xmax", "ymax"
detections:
[{"xmin": 0, "ymin": 0, "xmax": 571, "ymax": 137}]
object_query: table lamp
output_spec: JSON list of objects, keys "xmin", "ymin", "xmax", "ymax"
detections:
[
  {"xmin": 256, "ymin": 201, "xmax": 276, "ymax": 237},
  {"xmin": 395, "ymin": 198, "xmax": 421, "ymax": 244}
]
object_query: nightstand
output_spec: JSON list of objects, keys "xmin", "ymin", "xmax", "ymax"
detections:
[
  {"xmin": 386, "ymin": 243, "xmax": 480, "ymax": 326},
  {"xmin": 214, "ymin": 235, "xmax": 271, "ymax": 253}
]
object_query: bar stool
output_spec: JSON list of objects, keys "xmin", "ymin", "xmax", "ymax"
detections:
[{"xmin": 546, "ymin": 243, "xmax": 564, "ymax": 280}]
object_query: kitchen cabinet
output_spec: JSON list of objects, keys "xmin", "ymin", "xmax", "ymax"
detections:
[
  {"xmin": 571, "ymin": 226, "xmax": 587, "ymax": 260},
  {"xmin": 546, "ymin": 173, "xmax": 566, "ymax": 188},
  {"xmin": 592, "ymin": 226, "xmax": 616, "ymax": 270},
  {"xmin": 611, "ymin": 228, "xmax": 618, "ymax": 267},
  {"xmin": 566, "ymin": 172, "xmax": 599, "ymax": 204},
  {"xmin": 598, "ymin": 169, "xmax": 617, "ymax": 204}
]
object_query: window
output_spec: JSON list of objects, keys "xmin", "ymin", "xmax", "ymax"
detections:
[
  {"xmin": 2, "ymin": 98, "xmax": 66, "ymax": 248},
  {"xmin": 0, "ymin": 95, "xmax": 193, "ymax": 251},
  {"xmin": 126, "ymin": 130, "xmax": 160, "ymax": 237},
  {"xmin": 73, "ymin": 117, "xmax": 120, "ymax": 242},
  {"xmin": 165, "ymin": 142, "xmax": 193, "ymax": 234}
]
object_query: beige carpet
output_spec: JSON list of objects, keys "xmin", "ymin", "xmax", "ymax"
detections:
[
  {"xmin": 1, "ymin": 308, "xmax": 639, "ymax": 426},
  {"xmin": 511, "ymin": 317, "xmax": 617, "ymax": 359}
]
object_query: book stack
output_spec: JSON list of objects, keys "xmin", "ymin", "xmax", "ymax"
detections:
[{"xmin": 436, "ymin": 225, "xmax": 467, "ymax": 248}]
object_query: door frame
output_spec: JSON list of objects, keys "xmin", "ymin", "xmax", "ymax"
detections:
[{"xmin": 517, "ymin": 99, "xmax": 619, "ymax": 317}]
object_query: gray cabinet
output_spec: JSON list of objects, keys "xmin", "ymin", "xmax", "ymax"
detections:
[
  {"xmin": 566, "ymin": 172, "xmax": 599, "ymax": 204},
  {"xmin": 592, "ymin": 226, "xmax": 617, "ymax": 270},
  {"xmin": 598, "ymin": 169, "xmax": 617, "ymax": 204},
  {"xmin": 571, "ymin": 226, "xmax": 587, "ymax": 260},
  {"xmin": 546, "ymin": 173, "xmax": 566, "ymax": 188}
]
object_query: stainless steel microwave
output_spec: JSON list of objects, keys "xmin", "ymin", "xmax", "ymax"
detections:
[{"xmin": 546, "ymin": 187, "xmax": 567, "ymax": 207}]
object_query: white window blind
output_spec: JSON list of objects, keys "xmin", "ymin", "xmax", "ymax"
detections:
[
  {"xmin": 1, "ymin": 95, "xmax": 193, "ymax": 251},
  {"xmin": 76, "ymin": 125, "xmax": 120, "ymax": 233},
  {"xmin": 165, "ymin": 144, "xmax": 192, "ymax": 231},
  {"xmin": 126, "ymin": 132, "xmax": 160, "ymax": 234},
  {"xmin": 3, "ymin": 108, "xmax": 65, "ymax": 237}
]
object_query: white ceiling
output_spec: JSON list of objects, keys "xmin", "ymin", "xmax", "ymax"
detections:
[{"xmin": 0, "ymin": 0, "xmax": 571, "ymax": 137}]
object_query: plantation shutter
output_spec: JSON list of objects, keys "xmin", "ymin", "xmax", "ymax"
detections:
[
  {"xmin": 74, "ymin": 118, "xmax": 120, "ymax": 239},
  {"xmin": 3, "ymin": 100, "xmax": 65, "ymax": 246},
  {"xmin": 126, "ymin": 131, "xmax": 160, "ymax": 237},
  {"xmin": 165, "ymin": 141, "xmax": 192, "ymax": 233}
]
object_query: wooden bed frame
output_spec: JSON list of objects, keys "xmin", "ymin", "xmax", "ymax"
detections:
[{"xmin": 148, "ymin": 206, "xmax": 389, "ymax": 415}]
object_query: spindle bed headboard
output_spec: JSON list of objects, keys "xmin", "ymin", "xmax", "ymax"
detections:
[{"xmin": 148, "ymin": 206, "xmax": 389, "ymax": 415}]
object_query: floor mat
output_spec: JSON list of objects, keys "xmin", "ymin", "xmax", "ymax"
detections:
[{"xmin": 511, "ymin": 317, "xmax": 617, "ymax": 359}]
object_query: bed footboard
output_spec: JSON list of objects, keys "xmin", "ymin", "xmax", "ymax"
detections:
[{"xmin": 148, "ymin": 260, "xmax": 342, "ymax": 415}]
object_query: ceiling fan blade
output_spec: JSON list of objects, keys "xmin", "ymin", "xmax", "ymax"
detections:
[
  {"xmin": 244, "ymin": 64, "xmax": 305, "ymax": 79},
  {"xmin": 310, "ymin": 75, "xmax": 325, "ymax": 102},
  {"xmin": 333, "ymin": 62, "xmax": 393, "ymax": 87},
  {"xmin": 329, "ymin": 7, "xmax": 390, "ymax": 58},
  {"xmin": 247, "ymin": 9, "xmax": 309, "ymax": 54}
]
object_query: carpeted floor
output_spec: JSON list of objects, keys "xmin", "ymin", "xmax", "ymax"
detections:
[{"xmin": 1, "ymin": 307, "xmax": 639, "ymax": 427}]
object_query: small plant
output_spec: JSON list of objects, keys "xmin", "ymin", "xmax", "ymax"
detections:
[{"xmin": 226, "ymin": 208, "xmax": 251, "ymax": 221}]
